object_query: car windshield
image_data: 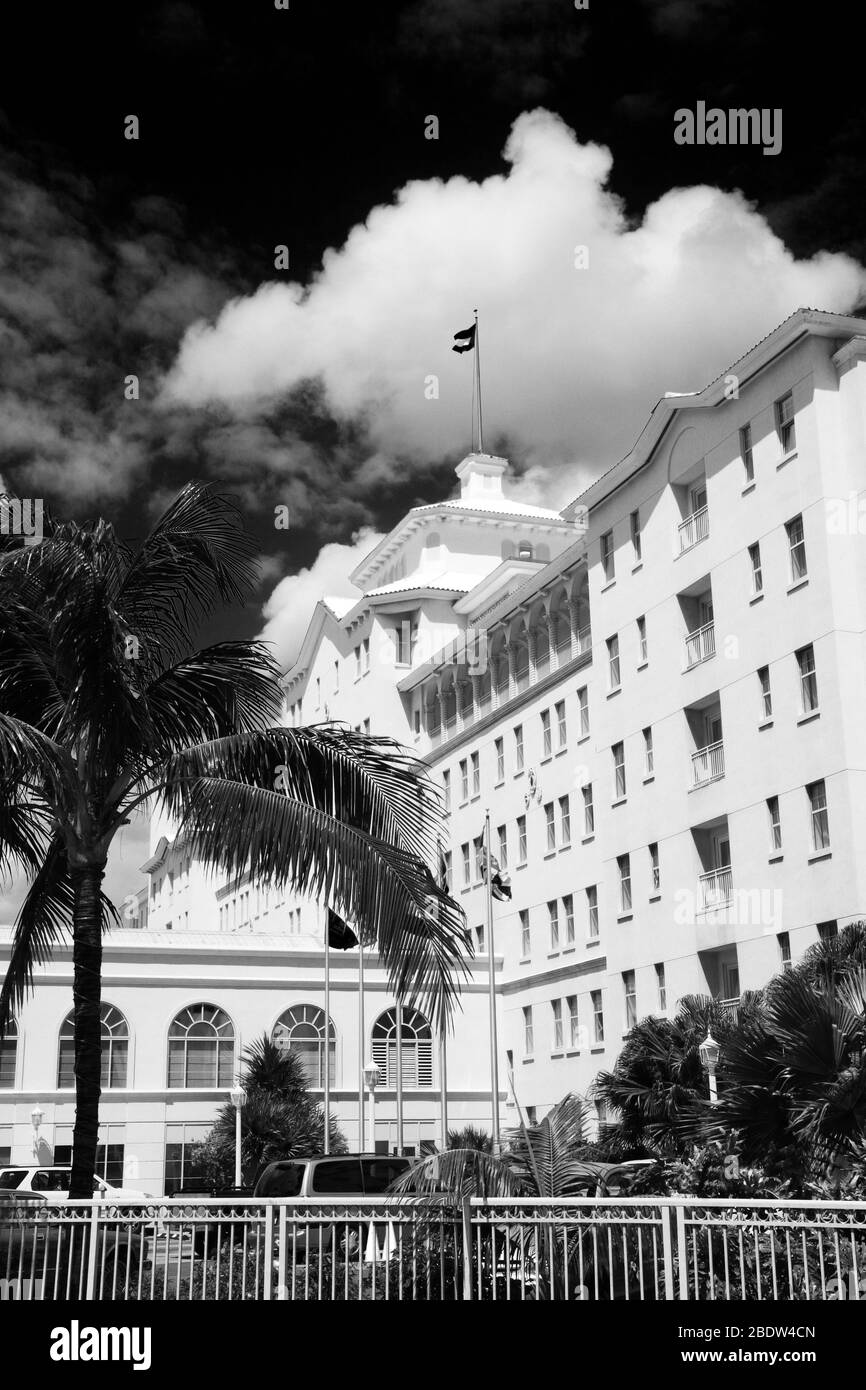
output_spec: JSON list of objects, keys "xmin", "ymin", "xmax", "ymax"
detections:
[
  {"xmin": 255, "ymin": 1163, "xmax": 305, "ymax": 1198},
  {"xmin": 0, "ymin": 1169, "xmax": 27, "ymax": 1189},
  {"xmin": 362, "ymin": 1159, "xmax": 410, "ymax": 1194}
]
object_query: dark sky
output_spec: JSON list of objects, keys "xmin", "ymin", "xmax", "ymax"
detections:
[{"xmin": 1, "ymin": 0, "xmax": 863, "ymax": 648}]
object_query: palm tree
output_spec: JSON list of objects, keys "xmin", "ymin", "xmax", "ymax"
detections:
[
  {"xmin": 196, "ymin": 1035, "xmax": 347, "ymax": 1189},
  {"xmin": 592, "ymin": 995, "xmax": 747, "ymax": 1158},
  {"xmin": 0, "ymin": 484, "xmax": 468, "ymax": 1196},
  {"xmin": 446, "ymin": 1126, "xmax": 493, "ymax": 1153}
]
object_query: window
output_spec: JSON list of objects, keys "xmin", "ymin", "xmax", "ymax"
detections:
[
  {"xmin": 563, "ymin": 893, "xmax": 575, "ymax": 945},
  {"xmin": 552, "ymin": 999, "xmax": 564, "ymax": 1051},
  {"xmin": 394, "ymin": 616, "xmax": 414, "ymax": 666},
  {"xmin": 443, "ymin": 851, "xmax": 452, "ymax": 891},
  {"xmin": 471, "ymin": 751, "xmax": 480, "ymax": 797},
  {"xmin": 520, "ymin": 908, "xmax": 531, "ymax": 958},
  {"xmin": 362, "ymin": 637, "xmax": 370, "ymax": 673},
  {"xmin": 273, "ymin": 1005, "xmax": 336, "ymax": 1088},
  {"xmin": 514, "ymin": 724, "xmax": 525, "ymax": 772},
  {"xmin": 168, "ymin": 1004, "xmax": 234, "ymax": 1089},
  {"xmin": 545, "ymin": 801, "xmax": 556, "ymax": 852},
  {"xmin": 517, "ymin": 815, "xmax": 527, "ymax": 865},
  {"xmin": 630, "ymin": 510, "xmax": 642, "ymax": 564},
  {"xmin": 58, "ymin": 1004, "xmax": 129, "ymax": 1090},
  {"xmin": 548, "ymin": 900, "xmax": 560, "ymax": 952},
  {"xmin": 643, "ymin": 726, "xmax": 654, "ymax": 778},
  {"xmin": 443, "ymin": 769, "xmax": 451, "ymax": 813},
  {"xmin": 797, "ymin": 645, "xmax": 818, "ymax": 713},
  {"xmin": 372, "ymin": 1007, "xmax": 433, "ymax": 1087},
  {"xmin": 567, "ymin": 995, "xmax": 580, "ymax": 1048},
  {"xmin": 786, "ymin": 515, "xmax": 807, "ymax": 582},
  {"xmin": 759, "ymin": 665, "xmax": 773, "ymax": 720},
  {"xmin": 578, "ymin": 685, "xmax": 589, "ymax": 737},
  {"xmin": 740, "ymin": 423, "xmax": 754, "ymax": 484},
  {"xmin": 555, "ymin": 700, "xmax": 567, "ymax": 749},
  {"xmin": 497, "ymin": 823, "xmax": 508, "ymax": 869},
  {"xmin": 607, "ymin": 634, "xmax": 620, "ymax": 690},
  {"xmin": 818, "ymin": 919, "xmax": 838, "ymax": 943},
  {"xmin": 612, "ymin": 742, "xmax": 626, "ymax": 799},
  {"xmin": 655, "ymin": 962, "xmax": 667, "ymax": 1011},
  {"xmin": 623, "ymin": 971, "xmax": 637, "ymax": 1030},
  {"xmin": 778, "ymin": 932, "xmax": 792, "ymax": 970},
  {"xmin": 618, "ymin": 853, "xmax": 632, "ymax": 913},
  {"xmin": 649, "ymin": 842, "xmax": 660, "ymax": 893},
  {"xmin": 559, "ymin": 795, "xmax": 571, "ymax": 847},
  {"xmin": 334, "ymin": 659, "xmax": 340, "ymax": 693},
  {"xmin": 475, "ymin": 923, "xmax": 485, "ymax": 953},
  {"xmin": 587, "ymin": 885, "xmax": 599, "ymax": 938},
  {"xmin": 0, "ymin": 1020, "xmax": 18, "ymax": 1089},
  {"xmin": 164, "ymin": 1122, "xmax": 211, "ymax": 1196},
  {"xmin": 473, "ymin": 836, "xmax": 484, "ymax": 881},
  {"xmin": 776, "ymin": 391, "xmax": 796, "ymax": 455},
  {"xmin": 749, "ymin": 542, "xmax": 763, "ymax": 595},
  {"xmin": 808, "ymin": 780, "xmax": 830, "ymax": 852},
  {"xmin": 541, "ymin": 709, "xmax": 552, "ymax": 759},
  {"xmin": 459, "ymin": 758, "xmax": 469, "ymax": 802},
  {"xmin": 495, "ymin": 736, "xmax": 505, "ymax": 783},
  {"xmin": 461, "ymin": 843, "xmax": 471, "ymax": 886},
  {"xmin": 582, "ymin": 784, "xmax": 594, "ymax": 837},
  {"xmin": 600, "ymin": 530, "xmax": 614, "ymax": 583},
  {"xmin": 637, "ymin": 615, "xmax": 647, "ymax": 664},
  {"xmin": 354, "ymin": 645, "xmax": 362, "ymax": 679},
  {"xmin": 767, "ymin": 796, "xmax": 782, "ymax": 852},
  {"xmin": 591, "ymin": 990, "xmax": 604, "ymax": 1044},
  {"xmin": 523, "ymin": 1006, "xmax": 534, "ymax": 1057},
  {"xmin": 315, "ymin": 676, "xmax": 321, "ymax": 708}
]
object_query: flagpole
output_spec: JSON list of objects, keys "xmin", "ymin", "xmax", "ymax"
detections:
[
  {"xmin": 474, "ymin": 308, "xmax": 484, "ymax": 455},
  {"xmin": 324, "ymin": 911, "xmax": 331, "ymax": 1155},
  {"xmin": 484, "ymin": 808, "xmax": 500, "ymax": 1154},
  {"xmin": 358, "ymin": 939, "xmax": 366, "ymax": 1153}
]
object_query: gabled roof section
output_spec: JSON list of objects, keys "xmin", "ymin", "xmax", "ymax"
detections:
[{"xmin": 562, "ymin": 308, "xmax": 866, "ymax": 519}]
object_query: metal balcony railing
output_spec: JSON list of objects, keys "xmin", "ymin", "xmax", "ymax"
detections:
[
  {"xmin": 684, "ymin": 621, "xmax": 715, "ymax": 670},
  {"xmin": 697, "ymin": 866, "xmax": 733, "ymax": 914},
  {"xmin": 691, "ymin": 739, "xmax": 725, "ymax": 787},
  {"xmin": 678, "ymin": 505, "xmax": 709, "ymax": 554}
]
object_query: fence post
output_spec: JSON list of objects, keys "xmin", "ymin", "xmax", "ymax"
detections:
[
  {"xmin": 263, "ymin": 1202, "xmax": 274, "ymax": 1300},
  {"xmin": 276, "ymin": 1204, "xmax": 288, "ymax": 1300},
  {"xmin": 675, "ymin": 1201, "xmax": 689, "ymax": 1300},
  {"xmin": 659, "ymin": 1203, "xmax": 676, "ymax": 1299},
  {"xmin": 84, "ymin": 1202, "xmax": 100, "ymax": 1300},
  {"xmin": 461, "ymin": 1198, "xmax": 474, "ymax": 1301}
]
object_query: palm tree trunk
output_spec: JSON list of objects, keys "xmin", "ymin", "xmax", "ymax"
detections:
[{"xmin": 69, "ymin": 865, "xmax": 104, "ymax": 1199}]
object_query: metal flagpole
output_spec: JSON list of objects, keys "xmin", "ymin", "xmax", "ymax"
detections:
[
  {"xmin": 484, "ymin": 808, "xmax": 501, "ymax": 1153},
  {"xmin": 439, "ymin": 1028, "xmax": 449, "ymax": 1149},
  {"xmin": 395, "ymin": 998, "xmax": 404, "ymax": 1155},
  {"xmin": 358, "ymin": 939, "xmax": 366, "ymax": 1153},
  {"xmin": 474, "ymin": 308, "xmax": 484, "ymax": 455},
  {"xmin": 323, "ymin": 912, "xmax": 331, "ymax": 1155}
]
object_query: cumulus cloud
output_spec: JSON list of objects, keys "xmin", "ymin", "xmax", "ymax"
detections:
[
  {"xmin": 164, "ymin": 109, "xmax": 866, "ymax": 501},
  {"xmin": 258, "ymin": 528, "xmax": 382, "ymax": 670}
]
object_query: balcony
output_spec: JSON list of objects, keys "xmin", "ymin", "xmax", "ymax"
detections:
[
  {"xmin": 678, "ymin": 505, "xmax": 709, "ymax": 554},
  {"xmin": 697, "ymin": 867, "xmax": 733, "ymax": 915},
  {"xmin": 691, "ymin": 739, "xmax": 725, "ymax": 787},
  {"xmin": 684, "ymin": 621, "xmax": 715, "ymax": 670}
]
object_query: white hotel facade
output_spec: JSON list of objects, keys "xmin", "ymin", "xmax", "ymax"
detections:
[{"xmin": 3, "ymin": 308, "xmax": 866, "ymax": 1191}]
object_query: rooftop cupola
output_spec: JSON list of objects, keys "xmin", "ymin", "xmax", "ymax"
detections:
[{"xmin": 455, "ymin": 452, "xmax": 509, "ymax": 502}]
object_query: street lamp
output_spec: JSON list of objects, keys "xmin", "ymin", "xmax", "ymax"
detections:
[
  {"xmin": 229, "ymin": 1084, "xmax": 246, "ymax": 1188},
  {"xmin": 362, "ymin": 1059, "xmax": 381, "ymax": 1153},
  {"xmin": 30, "ymin": 1104, "xmax": 43, "ymax": 1159},
  {"xmin": 699, "ymin": 1032, "xmax": 721, "ymax": 1105}
]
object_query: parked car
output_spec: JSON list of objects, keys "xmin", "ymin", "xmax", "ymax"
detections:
[{"xmin": 0, "ymin": 1166, "xmax": 154, "ymax": 1203}]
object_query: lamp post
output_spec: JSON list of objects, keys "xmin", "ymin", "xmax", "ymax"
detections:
[
  {"xmin": 229, "ymin": 1084, "xmax": 246, "ymax": 1187},
  {"xmin": 363, "ymin": 1059, "xmax": 381, "ymax": 1153},
  {"xmin": 699, "ymin": 1032, "xmax": 720, "ymax": 1105},
  {"xmin": 30, "ymin": 1103, "xmax": 43, "ymax": 1160}
]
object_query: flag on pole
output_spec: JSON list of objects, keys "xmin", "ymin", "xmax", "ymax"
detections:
[
  {"xmin": 480, "ymin": 846, "xmax": 512, "ymax": 901},
  {"xmin": 327, "ymin": 908, "xmax": 358, "ymax": 950},
  {"xmin": 452, "ymin": 324, "xmax": 476, "ymax": 353}
]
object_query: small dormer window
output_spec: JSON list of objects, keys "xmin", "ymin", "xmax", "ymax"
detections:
[{"xmin": 517, "ymin": 543, "xmax": 533, "ymax": 561}]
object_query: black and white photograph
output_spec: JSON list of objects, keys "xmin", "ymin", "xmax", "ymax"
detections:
[{"xmin": 1, "ymin": 0, "xmax": 865, "ymax": 1362}]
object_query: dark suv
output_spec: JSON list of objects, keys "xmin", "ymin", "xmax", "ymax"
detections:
[{"xmin": 254, "ymin": 1154, "xmax": 412, "ymax": 1198}]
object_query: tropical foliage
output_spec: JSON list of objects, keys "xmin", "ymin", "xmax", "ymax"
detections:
[{"xmin": 0, "ymin": 484, "xmax": 467, "ymax": 1194}]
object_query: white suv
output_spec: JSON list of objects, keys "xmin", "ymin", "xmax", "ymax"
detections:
[{"xmin": 0, "ymin": 1165, "xmax": 153, "ymax": 1203}]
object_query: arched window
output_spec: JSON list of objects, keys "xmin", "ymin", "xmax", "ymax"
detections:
[
  {"xmin": 0, "ymin": 1020, "xmax": 18, "ymax": 1089},
  {"xmin": 372, "ymin": 1007, "xmax": 433, "ymax": 1088},
  {"xmin": 272, "ymin": 1005, "xmax": 336, "ymax": 1088},
  {"xmin": 57, "ymin": 1005, "xmax": 129, "ymax": 1089},
  {"xmin": 168, "ymin": 1004, "xmax": 234, "ymax": 1089}
]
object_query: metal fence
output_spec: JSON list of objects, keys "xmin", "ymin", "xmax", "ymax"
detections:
[{"xmin": 3, "ymin": 1196, "xmax": 866, "ymax": 1301}]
